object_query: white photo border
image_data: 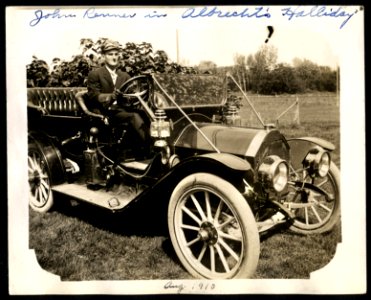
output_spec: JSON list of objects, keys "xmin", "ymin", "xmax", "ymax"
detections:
[{"xmin": 6, "ymin": 5, "xmax": 366, "ymax": 295}]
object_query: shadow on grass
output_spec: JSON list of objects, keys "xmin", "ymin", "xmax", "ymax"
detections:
[
  {"xmin": 54, "ymin": 192, "xmax": 170, "ymax": 237},
  {"xmin": 53, "ymin": 192, "xmax": 184, "ymax": 263},
  {"xmin": 259, "ymin": 222, "xmax": 292, "ymax": 242},
  {"xmin": 28, "ymin": 192, "xmax": 188, "ymax": 278}
]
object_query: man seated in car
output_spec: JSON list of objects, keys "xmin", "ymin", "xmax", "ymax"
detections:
[{"xmin": 87, "ymin": 40, "xmax": 147, "ymax": 142}]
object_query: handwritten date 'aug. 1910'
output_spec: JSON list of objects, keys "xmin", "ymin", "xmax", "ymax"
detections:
[
  {"xmin": 164, "ymin": 281, "xmax": 216, "ymax": 294},
  {"xmin": 29, "ymin": 6, "xmax": 359, "ymax": 29}
]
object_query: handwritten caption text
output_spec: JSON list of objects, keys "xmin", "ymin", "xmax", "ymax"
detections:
[{"xmin": 29, "ymin": 6, "xmax": 359, "ymax": 29}]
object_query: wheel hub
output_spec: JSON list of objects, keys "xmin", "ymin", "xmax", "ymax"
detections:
[
  {"xmin": 198, "ymin": 222, "xmax": 218, "ymax": 245},
  {"xmin": 34, "ymin": 171, "xmax": 41, "ymax": 185},
  {"xmin": 29, "ymin": 168, "xmax": 41, "ymax": 187}
]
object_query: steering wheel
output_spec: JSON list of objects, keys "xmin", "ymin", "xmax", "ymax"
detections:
[{"xmin": 116, "ymin": 75, "xmax": 153, "ymax": 110}]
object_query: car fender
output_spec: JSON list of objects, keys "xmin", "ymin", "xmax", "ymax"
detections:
[
  {"xmin": 121, "ymin": 152, "xmax": 254, "ymax": 214},
  {"xmin": 287, "ymin": 137, "xmax": 335, "ymax": 169},
  {"xmin": 28, "ymin": 131, "xmax": 66, "ymax": 186},
  {"xmin": 287, "ymin": 137, "xmax": 335, "ymax": 151},
  {"xmin": 170, "ymin": 153, "xmax": 252, "ymax": 181},
  {"xmin": 155, "ymin": 153, "xmax": 252, "ymax": 196},
  {"xmin": 199, "ymin": 152, "xmax": 252, "ymax": 171}
]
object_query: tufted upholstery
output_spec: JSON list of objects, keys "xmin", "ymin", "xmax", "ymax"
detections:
[{"xmin": 27, "ymin": 87, "xmax": 87, "ymax": 116}]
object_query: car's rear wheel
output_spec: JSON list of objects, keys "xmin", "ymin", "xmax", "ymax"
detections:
[
  {"xmin": 28, "ymin": 143, "xmax": 54, "ymax": 212},
  {"xmin": 288, "ymin": 162, "xmax": 340, "ymax": 234},
  {"xmin": 168, "ymin": 173, "xmax": 260, "ymax": 279}
]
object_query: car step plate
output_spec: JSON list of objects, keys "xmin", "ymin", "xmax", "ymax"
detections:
[{"xmin": 52, "ymin": 183, "xmax": 137, "ymax": 211}]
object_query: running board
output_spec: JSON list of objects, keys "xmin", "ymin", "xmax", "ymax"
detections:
[
  {"xmin": 121, "ymin": 160, "xmax": 151, "ymax": 171},
  {"xmin": 52, "ymin": 183, "xmax": 139, "ymax": 211}
]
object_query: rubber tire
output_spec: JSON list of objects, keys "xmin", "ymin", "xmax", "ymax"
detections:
[
  {"xmin": 168, "ymin": 172, "xmax": 260, "ymax": 279},
  {"xmin": 28, "ymin": 143, "xmax": 54, "ymax": 213}
]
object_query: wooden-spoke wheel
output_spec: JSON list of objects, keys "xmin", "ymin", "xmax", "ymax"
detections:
[
  {"xmin": 288, "ymin": 162, "xmax": 340, "ymax": 234},
  {"xmin": 28, "ymin": 144, "xmax": 54, "ymax": 212},
  {"xmin": 168, "ymin": 173, "xmax": 260, "ymax": 279}
]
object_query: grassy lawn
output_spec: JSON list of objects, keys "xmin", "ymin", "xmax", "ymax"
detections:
[
  {"xmin": 29, "ymin": 205, "xmax": 341, "ymax": 280},
  {"xmin": 29, "ymin": 92, "xmax": 341, "ymax": 280}
]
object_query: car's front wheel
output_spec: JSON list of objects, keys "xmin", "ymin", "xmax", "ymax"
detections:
[
  {"xmin": 28, "ymin": 143, "xmax": 54, "ymax": 212},
  {"xmin": 288, "ymin": 162, "xmax": 340, "ymax": 234},
  {"xmin": 168, "ymin": 173, "xmax": 260, "ymax": 279}
]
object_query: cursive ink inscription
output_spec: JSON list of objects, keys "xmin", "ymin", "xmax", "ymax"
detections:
[
  {"xmin": 144, "ymin": 10, "xmax": 167, "ymax": 18},
  {"xmin": 29, "ymin": 9, "xmax": 77, "ymax": 26},
  {"xmin": 182, "ymin": 6, "xmax": 271, "ymax": 19},
  {"xmin": 281, "ymin": 6, "xmax": 358, "ymax": 29},
  {"xmin": 28, "ymin": 6, "xmax": 360, "ymax": 29},
  {"xmin": 83, "ymin": 7, "xmax": 136, "ymax": 19},
  {"xmin": 164, "ymin": 281, "xmax": 186, "ymax": 294}
]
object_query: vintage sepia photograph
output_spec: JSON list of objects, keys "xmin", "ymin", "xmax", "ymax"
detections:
[{"xmin": 6, "ymin": 5, "xmax": 365, "ymax": 295}]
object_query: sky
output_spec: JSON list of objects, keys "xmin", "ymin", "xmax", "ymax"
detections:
[{"xmin": 26, "ymin": 26, "xmax": 339, "ymax": 69}]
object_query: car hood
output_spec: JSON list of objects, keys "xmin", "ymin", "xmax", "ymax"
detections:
[{"xmin": 174, "ymin": 123, "xmax": 288, "ymax": 161}]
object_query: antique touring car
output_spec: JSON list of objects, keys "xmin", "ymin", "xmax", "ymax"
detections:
[{"xmin": 27, "ymin": 73, "xmax": 340, "ymax": 279}]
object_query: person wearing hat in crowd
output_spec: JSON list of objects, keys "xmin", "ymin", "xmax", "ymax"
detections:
[{"xmin": 87, "ymin": 40, "xmax": 147, "ymax": 142}]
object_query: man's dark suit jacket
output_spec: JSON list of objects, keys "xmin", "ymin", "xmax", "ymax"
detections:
[{"xmin": 87, "ymin": 66, "xmax": 131, "ymax": 108}]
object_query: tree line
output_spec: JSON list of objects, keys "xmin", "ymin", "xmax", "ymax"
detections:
[
  {"xmin": 199, "ymin": 45, "xmax": 338, "ymax": 95},
  {"xmin": 26, "ymin": 38, "xmax": 197, "ymax": 88},
  {"xmin": 27, "ymin": 39, "xmax": 338, "ymax": 95}
]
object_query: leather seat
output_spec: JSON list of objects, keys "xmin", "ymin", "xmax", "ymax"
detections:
[{"xmin": 27, "ymin": 88, "xmax": 87, "ymax": 116}]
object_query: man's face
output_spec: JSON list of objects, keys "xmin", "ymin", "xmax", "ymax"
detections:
[{"xmin": 104, "ymin": 50, "xmax": 120, "ymax": 69}]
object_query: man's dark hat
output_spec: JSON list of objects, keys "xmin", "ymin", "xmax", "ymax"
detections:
[{"xmin": 102, "ymin": 40, "xmax": 121, "ymax": 53}]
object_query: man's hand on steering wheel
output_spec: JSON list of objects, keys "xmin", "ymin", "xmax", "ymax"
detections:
[
  {"xmin": 105, "ymin": 89, "xmax": 126, "ymax": 109},
  {"xmin": 116, "ymin": 75, "xmax": 153, "ymax": 109},
  {"xmin": 112, "ymin": 88, "xmax": 132, "ymax": 108},
  {"xmin": 113, "ymin": 88, "xmax": 124, "ymax": 101}
]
